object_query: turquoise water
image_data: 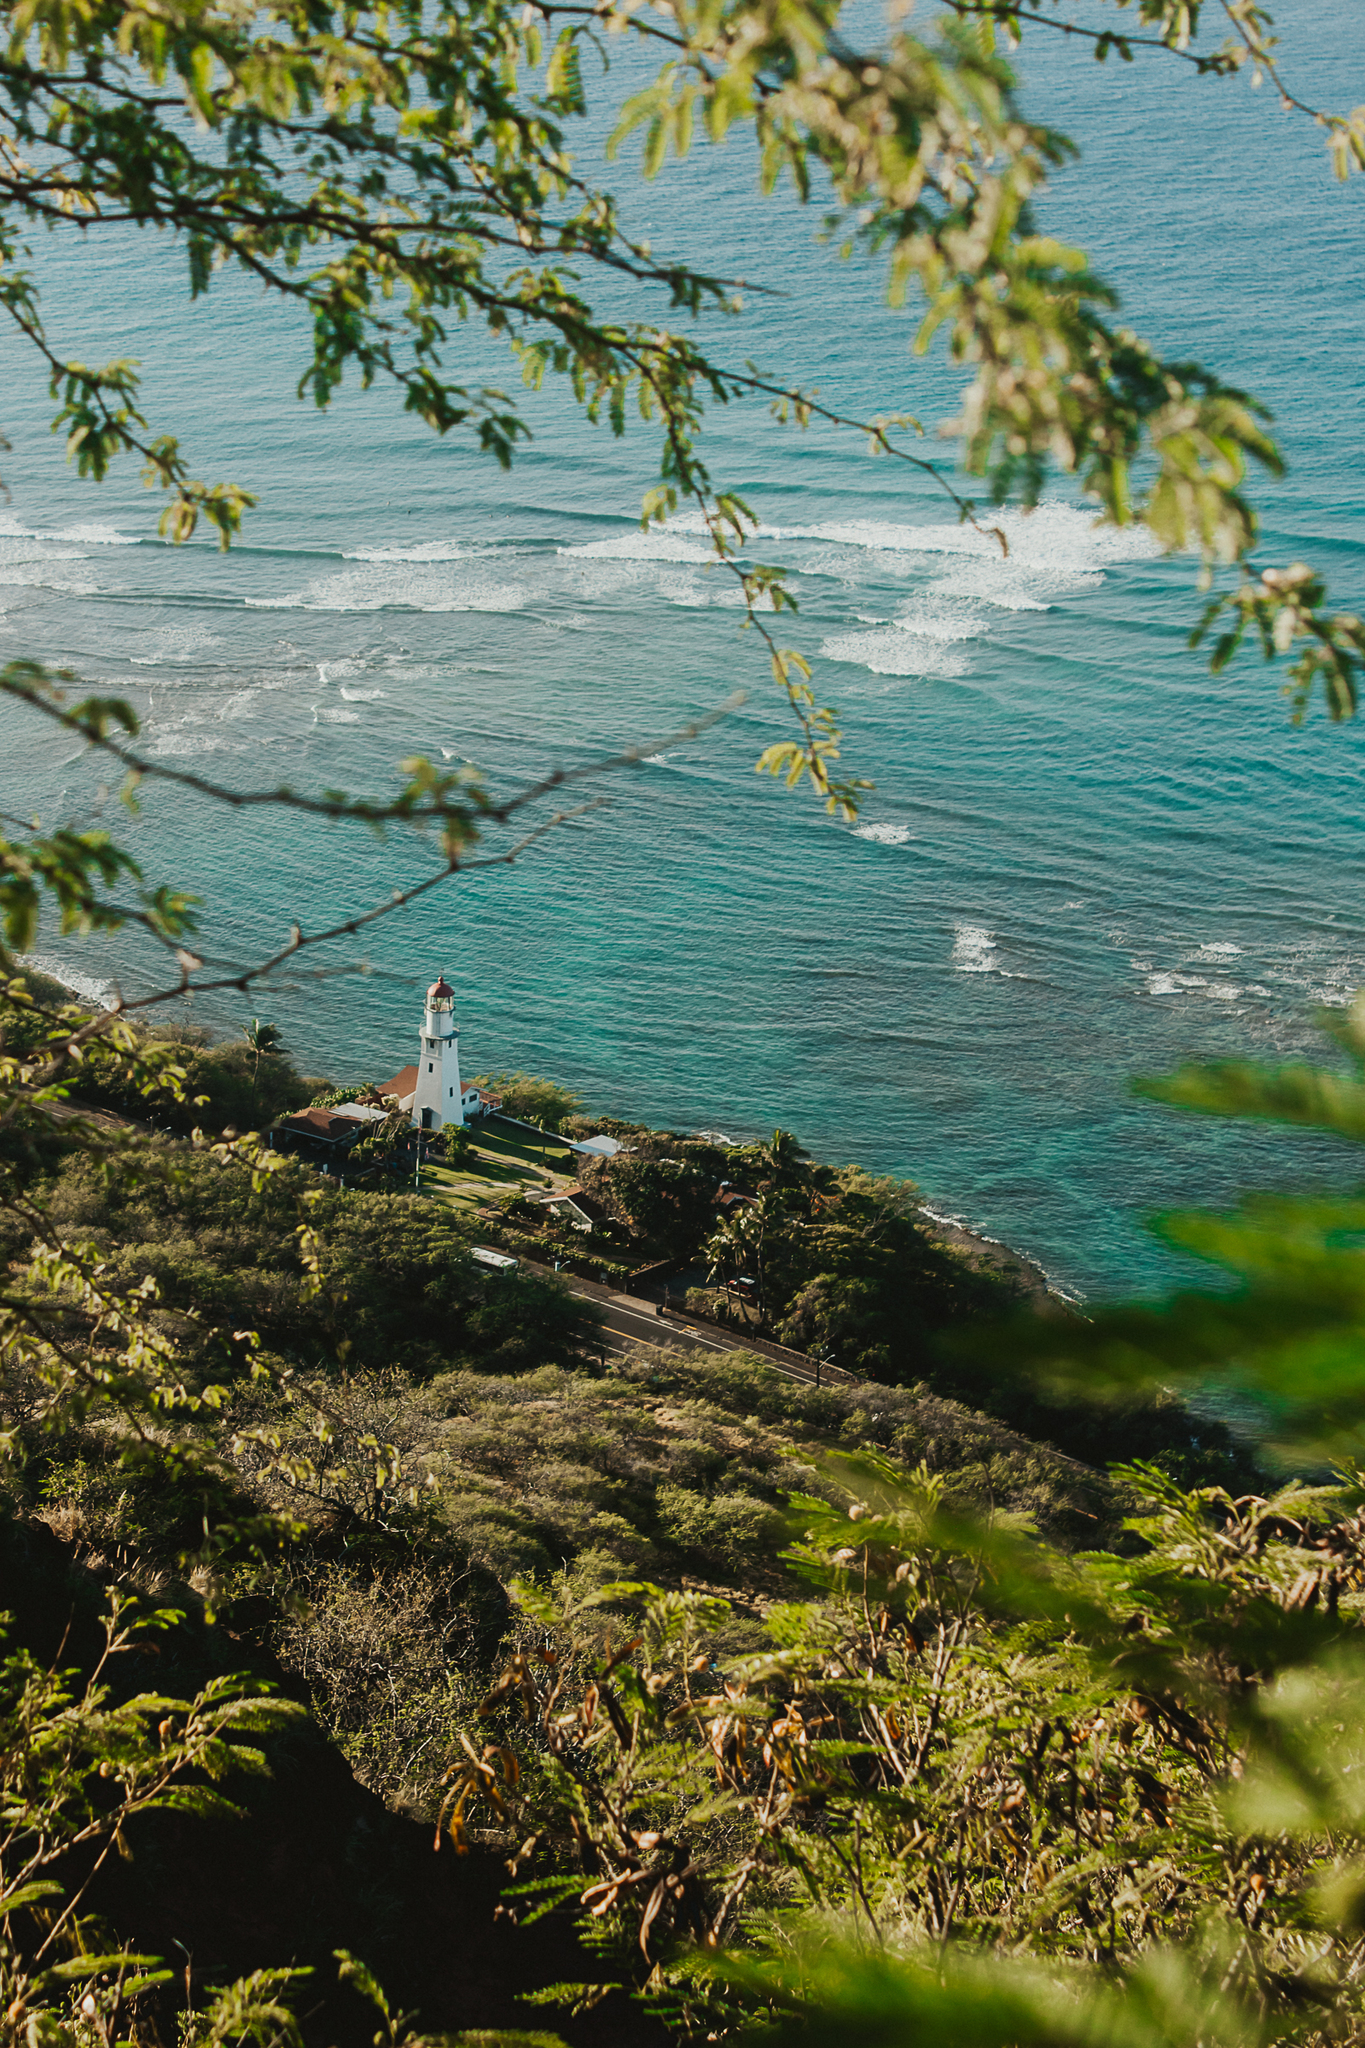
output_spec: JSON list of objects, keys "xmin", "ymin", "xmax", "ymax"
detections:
[{"xmin": 0, "ymin": 5, "xmax": 1362, "ymax": 1298}]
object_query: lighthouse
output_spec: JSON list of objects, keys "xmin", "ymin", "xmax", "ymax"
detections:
[{"xmin": 412, "ymin": 974, "xmax": 463, "ymax": 1132}]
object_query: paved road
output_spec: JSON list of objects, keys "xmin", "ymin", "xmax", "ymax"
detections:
[
  {"xmin": 519, "ymin": 1256, "xmax": 839, "ymax": 1388},
  {"xmin": 589, "ymin": 1293, "xmax": 753, "ymax": 1362}
]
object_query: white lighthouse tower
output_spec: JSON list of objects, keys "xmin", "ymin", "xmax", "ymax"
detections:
[{"xmin": 412, "ymin": 974, "xmax": 463, "ymax": 1132}]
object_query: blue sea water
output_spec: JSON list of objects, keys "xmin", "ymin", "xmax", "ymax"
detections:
[{"xmin": 0, "ymin": 3, "xmax": 1361, "ymax": 1300}]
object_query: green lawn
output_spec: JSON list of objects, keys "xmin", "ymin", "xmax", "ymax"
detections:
[
  {"xmin": 418, "ymin": 1163, "xmax": 482, "ymax": 1209},
  {"xmin": 475, "ymin": 1122, "xmax": 576, "ymax": 1171},
  {"xmin": 416, "ymin": 1129, "xmax": 576, "ymax": 1215}
]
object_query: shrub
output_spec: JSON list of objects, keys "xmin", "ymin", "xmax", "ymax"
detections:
[
  {"xmin": 654, "ymin": 1484, "xmax": 788, "ymax": 1572},
  {"xmin": 269, "ymin": 1559, "xmax": 501, "ymax": 1811},
  {"xmin": 579, "ymin": 1153, "xmax": 718, "ymax": 1255},
  {"xmin": 471, "ymin": 1071, "xmax": 584, "ymax": 1130}
]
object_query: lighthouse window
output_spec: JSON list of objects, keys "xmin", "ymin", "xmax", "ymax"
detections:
[{"xmin": 427, "ymin": 1062, "xmax": 433, "ymax": 1072}]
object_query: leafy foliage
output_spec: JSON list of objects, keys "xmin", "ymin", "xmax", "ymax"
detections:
[
  {"xmin": 0, "ymin": 1592, "xmax": 307, "ymax": 2048},
  {"xmin": 474, "ymin": 1076, "xmax": 586, "ymax": 1133},
  {"xmin": 0, "ymin": 0, "xmax": 1362, "ymax": 2038},
  {"xmin": 0, "ymin": 936, "xmax": 1329, "ymax": 2048},
  {"xmin": 29, "ymin": 1144, "xmax": 597, "ymax": 1379},
  {"xmin": 578, "ymin": 1152, "xmax": 718, "ymax": 1258},
  {"xmin": 437, "ymin": 1002, "xmax": 1365, "ymax": 2044},
  {"xmin": 571, "ymin": 1129, "xmax": 1246, "ymax": 1478},
  {"xmin": 2, "ymin": 968, "xmax": 1364, "ymax": 2048}
]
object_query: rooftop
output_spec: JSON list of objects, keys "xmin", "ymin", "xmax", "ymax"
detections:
[
  {"xmin": 378, "ymin": 1064, "xmax": 419, "ymax": 1101},
  {"xmin": 279, "ymin": 1107, "xmax": 367, "ymax": 1144}
]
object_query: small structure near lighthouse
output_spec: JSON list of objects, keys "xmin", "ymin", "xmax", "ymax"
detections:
[{"xmin": 376, "ymin": 975, "xmax": 503, "ymax": 1132}]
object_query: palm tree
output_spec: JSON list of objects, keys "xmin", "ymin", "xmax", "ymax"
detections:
[
  {"xmin": 242, "ymin": 1017, "xmax": 286, "ymax": 1094},
  {"xmin": 704, "ymin": 1201, "xmax": 772, "ymax": 1324},
  {"xmin": 763, "ymin": 1127, "xmax": 811, "ymax": 1188},
  {"xmin": 703, "ymin": 1214, "xmax": 744, "ymax": 1320}
]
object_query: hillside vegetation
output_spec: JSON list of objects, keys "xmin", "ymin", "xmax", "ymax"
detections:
[{"xmin": 11, "ymin": 976, "xmax": 1365, "ymax": 2048}]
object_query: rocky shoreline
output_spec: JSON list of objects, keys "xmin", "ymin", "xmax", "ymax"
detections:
[{"xmin": 915, "ymin": 1207, "xmax": 1077, "ymax": 1313}]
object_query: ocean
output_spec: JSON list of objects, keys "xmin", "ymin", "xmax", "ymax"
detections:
[{"xmin": 0, "ymin": 1, "xmax": 1361, "ymax": 1300}]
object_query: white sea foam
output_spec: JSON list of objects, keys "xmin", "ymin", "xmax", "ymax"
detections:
[
  {"xmin": 853, "ymin": 822, "xmax": 912, "ymax": 846},
  {"xmin": 147, "ymin": 733, "xmax": 234, "ymax": 756},
  {"xmin": 313, "ymin": 706, "xmax": 362, "ymax": 723},
  {"xmin": 1196, "ymin": 941, "xmax": 1243, "ymax": 958},
  {"xmin": 0, "ymin": 538, "xmax": 86, "ymax": 564},
  {"xmin": 45, "ymin": 524, "xmax": 136, "ymax": 546},
  {"xmin": 927, "ymin": 574, "xmax": 1051, "ymax": 612},
  {"xmin": 926, "ymin": 559, "xmax": 1103, "ymax": 610},
  {"xmin": 0, "ymin": 564, "xmax": 98, "ymax": 593},
  {"xmin": 250, "ymin": 567, "xmax": 527, "ymax": 612},
  {"xmin": 317, "ymin": 658, "xmax": 365, "ymax": 683},
  {"xmin": 1276, "ymin": 937, "xmax": 1365, "ymax": 1004},
  {"xmin": 0, "ymin": 514, "xmax": 137, "ymax": 546},
  {"xmin": 559, "ymin": 559, "xmax": 648, "ymax": 600},
  {"xmin": 20, "ymin": 954, "xmax": 116, "ymax": 1007},
  {"xmin": 820, "ymin": 592, "xmax": 986, "ymax": 676},
  {"xmin": 918, "ymin": 1204, "xmax": 1085, "ymax": 1305},
  {"xmin": 339, "ymin": 685, "xmax": 386, "ymax": 701},
  {"xmin": 558, "ymin": 529, "xmax": 713, "ymax": 565},
  {"xmin": 344, "ymin": 539, "xmax": 468, "ymax": 563},
  {"xmin": 706, "ymin": 580, "xmax": 778, "ymax": 610},
  {"xmin": 821, "ymin": 628, "xmax": 972, "ymax": 678},
  {"xmin": 643, "ymin": 753, "xmax": 668, "ymax": 766},
  {"xmin": 769, "ymin": 500, "xmax": 1158, "ymax": 566},
  {"xmin": 217, "ymin": 691, "xmax": 258, "ymax": 720},
  {"xmin": 780, "ymin": 499, "xmax": 1153, "ymax": 625},
  {"xmin": 132, "ymin": 622, "xmax": 219, "ymax": 666},
  {"xmin": 1146, "ymin": 970, "xmax": 1243, "ymax": 999},
  {"xmin": 1301, "ymin": 978, "xmax": 1358, "ymax": 1003},
  {"xmin": 0, "ymin": 532, "xmax": 97, "ymax": 591},
  {"xmin": 893, "ymin": 597, "xmax": 987, "ymax": 642},
  {"xmin": 439, "ymin": 579, "xmax": 529, "ymax": 612},
  {"xmin": 952, "ymin": 924, "xmax": 1000, "ymax": 973},
  {"xmin": 656, "ymin": 574, "xmax": 711, "ymax": 608}
]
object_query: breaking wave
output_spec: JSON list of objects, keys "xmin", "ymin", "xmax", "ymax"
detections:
[
  {"xmin": 343, "ymin": 538, "xmax": 470, "ymax": 563},
  {"xmin": 557, "ymin": 529, "xmax": 714, "ymax": 565},
  {"xmin": 19, "ymin": 954, "xmax": 117, "ymax": 1006},
  {"xmin": 853, "ymin": 822, "xmax": 913, "ymax": 845},
  {"xmin": 821, "ymin": 628, "xmax": 973, "ymax": 678},
  {"xmin": 952, "ymin": 924, "xmax": 1001, "ymax": 973},
  {"xmin": 248, "ymin": 566, "xmax": 528, "ymax": 612},
  {"xmin": 0, "ymin": 514, "xmax": 138, "ymax": 546}
]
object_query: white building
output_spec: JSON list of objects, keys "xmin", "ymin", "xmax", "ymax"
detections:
[
  {"xmin": 376, "ymin": 976, "xmax": 505, "ymax": 1134},
  {"xmin": 411, "ymin": 973, "xmax": 463, "ymax": 1133}
]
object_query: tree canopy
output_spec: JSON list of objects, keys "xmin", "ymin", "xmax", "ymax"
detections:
[{"xmin": 0, "ymin": 0, "xmax": 1361, "ymax": 897}]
